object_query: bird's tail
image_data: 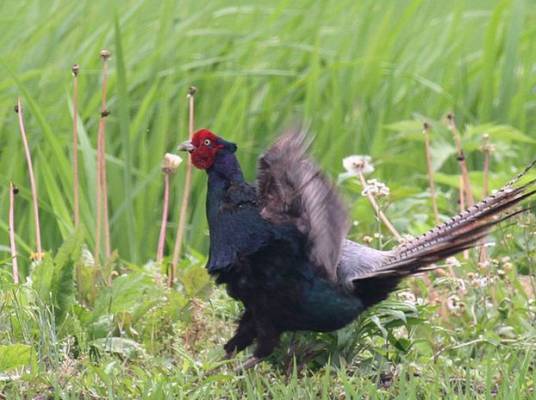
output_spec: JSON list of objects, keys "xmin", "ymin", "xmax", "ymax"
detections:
[{"xmin": 355, "ymin": 159, "xmax": 536, "ymax": 281}]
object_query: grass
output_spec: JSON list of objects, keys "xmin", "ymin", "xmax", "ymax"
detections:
[{"xmin": 1, "ymin": 0, "xmax": 536, "ymax": 398}]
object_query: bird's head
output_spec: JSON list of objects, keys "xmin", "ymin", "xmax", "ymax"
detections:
[{"xmin": 178, "ymin": 129, "xmax": 237, "ymax": 170}]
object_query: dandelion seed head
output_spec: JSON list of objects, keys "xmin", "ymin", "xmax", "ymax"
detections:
[
  {"xmin": 342, "ymin": 155, "xmax": 374, "ymax": 176},
  {"xmin": 162, "ymin": 153, "xmax": 183, "ymax": 174}
]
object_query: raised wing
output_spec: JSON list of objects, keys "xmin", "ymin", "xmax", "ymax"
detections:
[{"xmin": 256, "ymin": 130, "xmax": 350, "ymax": 282}]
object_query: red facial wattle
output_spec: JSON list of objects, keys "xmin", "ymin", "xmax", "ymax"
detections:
[{"xmin": 189, "ymin": 129, "xmax": 224, "ymax": 170}]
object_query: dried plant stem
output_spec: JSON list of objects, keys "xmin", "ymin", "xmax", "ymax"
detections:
[
  {"xmin": 422, "ymin": 123, "xmax": 440, "ymax": 225},
  {"xmin": 482, "ymin": 135, "xmax": 491, "ymax": 197},
  {"xmin": 458, "ymin": 175, "xmax": 465, "ymax": 218},
  {"xmin": 447, "ymin": 113, "xmax": 474, "ymax": 207},
  {"xmin": 357, "ymin": 171, "xmax": 402, "ymax": 241},
  {"xmin": 9, "ymin": 182, "xmax": 19, "ymax": 284},
  {"xmin": 479, "ymin": 134, "xmax": 492, "ymax": 263},
  {"xmin": 420, "ymin": 123, "xmax": 445, "ymax": 292},
  {"xmin": 95, "ymin": 50, "xmax": 112, "ymax": 262},
  {"xmin": 157, "ymin": 174, "xmax": 171, "ymax": 262},
  {"xmin": 95, "ymin": 141, "xmax": 102, "ymax": 260},
  {"xmin": 101, "ymin": 134, "xmax": 111, "ymax": 259},
  {"xmin": 16, "ymin": 98, "xmax": 43, "ymax": 260},
  {"xmin": 72, "ymin": 64, "xmax": 80, "ymax": 229},
  {"xmin": 170, "ymin": 86, "xmax": 197, "ymax": 287},
  {"xmin": 459, "ymin": 175, "xmax": 469, "ymax": 260},
  {"xmin": 358, "ymin": 168, "xmax": 435, "ymax": 296}
]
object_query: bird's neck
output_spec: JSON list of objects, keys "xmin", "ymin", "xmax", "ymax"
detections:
[
  {"xmin": 206, "ymin": 151, "xmax": 244, "ymax": 219},
  {"xmin": 207, "ymin": 151, "xmax": 244, "ymax": 184}
]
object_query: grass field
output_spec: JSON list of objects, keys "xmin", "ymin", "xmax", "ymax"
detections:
[{"xmin": 1, "ymin": 0, "xmax": 536, "ymax": 398}]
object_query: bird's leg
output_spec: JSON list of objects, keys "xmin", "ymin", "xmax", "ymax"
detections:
[
  {"xmin": 236, "ymin": 316, "xmax": 280, "ymax": 371},
  {"xmin": 224, "ymin": 309, "xmax": 256, "ymax": 358}
]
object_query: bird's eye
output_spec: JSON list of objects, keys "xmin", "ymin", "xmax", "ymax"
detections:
[{"xmin": 203, "ymin": 139, "xmax": 211, "ymax": 146}]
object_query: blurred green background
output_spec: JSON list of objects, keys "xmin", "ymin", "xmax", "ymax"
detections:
[{"xmin": 1, "ymin": 0, "xmax": 535, "ymax": 270}]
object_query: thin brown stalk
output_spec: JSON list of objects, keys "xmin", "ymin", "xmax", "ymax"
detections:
[
  {"xmin": 16, "ymin": 98, "xmax": 43, "ymax": 261},
  {"xmin": 482, "ymin": 134, "xmax": 491, "ymax": 197},
  {"xmin": 458, "ymin": 174, "xmax": 465, "ymax": 215},
  {"xmin": 459, "ymin": 175, "xmax": 469, "ymax": 260},
  {"xmin": 95, "ymin": 50, "xmax": 112, "ymax": 262},
  {"xmin": 9, "ymin": 182, "xmax": 19, "ymax": 284},
  {"xmin": 357, "ymin": 171, "xmax": 402, "ymax": 241},
  {"xmin": 479, "ymin": 134, "xmax": 492, "ymax": 264},
  {"xmin": 420, "ymin": 122, "xmax": 444, "ymax": 294},
  {"xmin": 157, "ymin": 174, "xmax": 171, "ymax": 262},
  {"xmin": 72, "ymin": 64, "xmax": 80, "ymax": 229},
  {"xmin": 446, "ymin": 112, "xmax": 474, "ymax": 207},
  {"xmin": 357, "ymin": 165, "xmax": 437, "ymax": 307},
  {"xmin": 95, "ymin": 130, "xmax": 102, "ymax": 260},
  {"xmin": 422, "ymin": 122, "xmax": 440, "ymax": 225},
  {"xmin": 170, "ymin": 86, "xmax": 197, "ymax": 287}
]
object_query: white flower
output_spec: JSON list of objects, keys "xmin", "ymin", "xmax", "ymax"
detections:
[
  {"xmin": 361, "ymin": 179, "xmax": 390, "ymax": 198},
  {"xmin": 162, "ymin": 153, "xmax": 183, "ymax": 174},
  {"xmin": 400, "ymin": 234, "xmax": 415, "ymax": 244},
  {"xmin": 362, "ymin": 235, "xmax": 373, "ymax": 244},
  {"xmin": 342, "ymin": 155, "xmax": 374, "ymax": 176},
  {"xmin": 447, "ymin": 295, "xmax": 463, "ymax": 312},
  {"xmin": 454, "ymin": 278, "xmax": 466, "ymax": 293},
  {"xmin": 416, "ymin": 297, "xmax": 427, "ymax": 306},
  {"xmin": 446, "ymin": 257, "xmax": 461, "ymax": 268},
  {"xmin": 470, "ymin": 275, "xmax": 491, "ymax": 288},
  {"xmin": 398, "ymin": 291, "xmax": 416, "ymax": 305}
]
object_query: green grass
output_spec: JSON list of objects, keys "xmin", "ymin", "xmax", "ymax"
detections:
[{"xmin": 1, "ymin": 0, "xmax": 536, "ymax": 398}]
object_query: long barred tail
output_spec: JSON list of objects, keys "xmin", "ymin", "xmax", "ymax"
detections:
[{"xmin": 354, "ymin": 159, "xmax": 536, "ymax": 281}]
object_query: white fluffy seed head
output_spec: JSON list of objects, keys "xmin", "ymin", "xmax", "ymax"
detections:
[
  {"xmin": 162, "ymin": 153, "xmax": 183, "ymax": 174},
  {"xmin": 342, "ymin": 155, "xmax": 374, "ymax": 176}
]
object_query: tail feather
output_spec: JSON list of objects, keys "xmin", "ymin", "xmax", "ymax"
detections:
[{"xmin": 353, "ymin": 160, "xmax": 536, "ymax": 281}]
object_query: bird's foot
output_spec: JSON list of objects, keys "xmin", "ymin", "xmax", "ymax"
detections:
[
  {"xmin": 224, "ymin": 349, "xmax": 237, "ymax": 360},
  {"xmin": 235, "ymin": 356, "xmax": 262, "ymax": 372}
]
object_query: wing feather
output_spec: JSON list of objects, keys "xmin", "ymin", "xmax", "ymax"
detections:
[{"xmin": 257, "ymin": 130, "xmax": 349, "ymax": 281}]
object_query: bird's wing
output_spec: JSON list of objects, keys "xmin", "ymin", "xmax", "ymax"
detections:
[{"xmin": 256, "ymin": 130, "xmax": 350, "ymax": 281}]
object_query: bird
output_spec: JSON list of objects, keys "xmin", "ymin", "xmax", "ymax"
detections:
[{"xmin": 178, "ymin": 128, "xmax": 536, "ymax": 370}]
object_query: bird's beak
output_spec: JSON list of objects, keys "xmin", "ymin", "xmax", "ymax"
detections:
[{"xmin": 178, "ymin": 140, "xmax": 195, "ymax": 152}]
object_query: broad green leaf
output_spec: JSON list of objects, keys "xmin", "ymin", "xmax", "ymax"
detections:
[
  {"xmin": 0, "ymin": 344, "xmax": 34, "ymax": 372},
  {"xmin": 51, "ymin": 231, "xmax": 83, "ymax": 323},
  {"xmin": 90, "ymin": 337, "xmax": 144, "ymax": 359}
]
